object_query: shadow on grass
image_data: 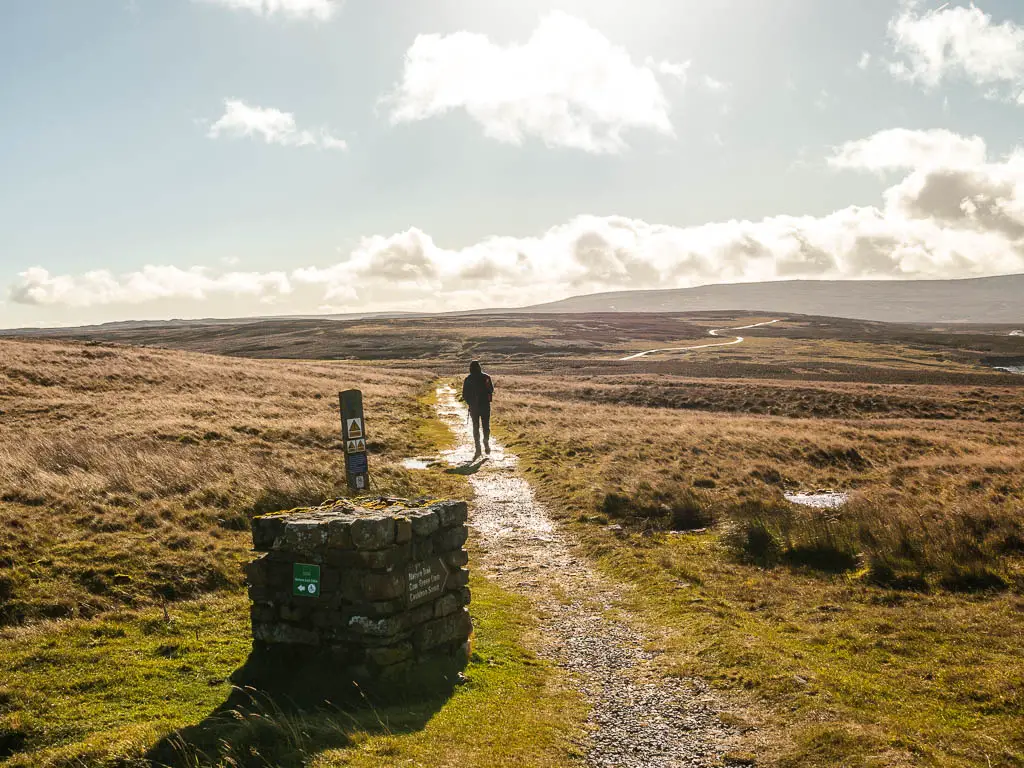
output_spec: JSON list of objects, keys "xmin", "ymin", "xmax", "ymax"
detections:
[
  {"xmin": 146, "ymin": 647, "xmax": 458, "ymax": 768},
  {"xmin": 444, "ymin": 458, "xmax": 488, "ymax": 476}
]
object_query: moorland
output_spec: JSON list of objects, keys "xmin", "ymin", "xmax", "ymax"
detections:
[{"xmin": 1, "ymin": 311, "xmax": 1022, "ymax": 767}]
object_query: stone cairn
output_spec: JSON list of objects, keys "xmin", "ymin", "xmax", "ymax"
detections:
[{"xmin": 246, "ymin": 497, "xmax": 472, "ymax": 686}]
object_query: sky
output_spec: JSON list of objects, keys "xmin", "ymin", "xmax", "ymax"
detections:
[{"xmin": 2, "ymin": 0, "xmax": 1024, "ymax": 328}]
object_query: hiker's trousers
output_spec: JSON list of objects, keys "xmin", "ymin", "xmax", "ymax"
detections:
[{"xmin": 470, "ymin": 407, "xmax": 491, "ymax": 450}]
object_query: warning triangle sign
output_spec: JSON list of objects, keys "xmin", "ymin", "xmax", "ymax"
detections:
[{"xmin": 346, "ymin": 418, "xmax": 363, "ymax": 439}]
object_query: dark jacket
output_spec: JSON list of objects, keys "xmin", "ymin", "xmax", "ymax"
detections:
[{"xmin": 462, "ymin": 371, "xmax": 494, "ymax": 413}]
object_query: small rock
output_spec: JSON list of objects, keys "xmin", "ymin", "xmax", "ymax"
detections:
[
  {"xmin": 409, "ymin": 509, "xmax": 441, "ymax": 537},
  {"xmin": 277, "ymin": 519, "xmax": 328, "ymax": 552},
  {"xmin": 437, "ymin": 500, "xmax": 470, "ymax": 528},
  {"xmin": 395, "ymin": 516, "xmax": 413, "ymax": 544},
  {"xmin": 350, "ymin": 516, "xmax": 396, "ymax": 550}
]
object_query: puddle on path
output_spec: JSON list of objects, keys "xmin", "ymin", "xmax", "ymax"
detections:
[
  {"xmin": 785, "ymin": 491, "xmax": 849, "ymax": 509},
  {"xmin": 400, "ymin": 457, "xmax": 436, "ymax": 470}
]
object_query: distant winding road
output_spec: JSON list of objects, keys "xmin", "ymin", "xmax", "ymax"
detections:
[{"xmin": 620, "ymin": 319, "xmax": 780, "ymax": 361}]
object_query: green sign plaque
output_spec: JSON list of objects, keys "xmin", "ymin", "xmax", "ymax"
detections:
[{"xmin": 292, "ymin": 563, "xmax": 321, "ymax": 598}]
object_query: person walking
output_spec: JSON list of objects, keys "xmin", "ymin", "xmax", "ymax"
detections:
[{"xmin": 461, "ymin": 360, "xmax": 494, "ymax": 459}]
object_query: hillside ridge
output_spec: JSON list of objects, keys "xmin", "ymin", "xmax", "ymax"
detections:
[{"xmin": 506, "ymin": 273, "xmax": 1024, "ymax": 323}]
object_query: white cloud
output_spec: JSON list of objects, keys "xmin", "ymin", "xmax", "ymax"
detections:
[
  {"xmin": 647, "ymin": 57, "xmax": 690, "ymax": 81},
  {"xmin": 858, "ymin": 52, "xmax": 872, "ymax": 70},
  {"xmin": 699, "ymin": 75, "xmax": 731, "ymax": 115},
  {"xmin": 290, "ymin": 197, "xmax": 1023, "ymax": 312},
  {"xmin": 12, "ymin": 130, "xmax": 1024, "ymax": 314},
  {"xmin": 194, "ymin": 0, "xmax": 338, "ymax": 20},
  {"xmin": 887, "ymin": 1, "xmax": 1024, "ymax": 101},
  {"xmin": 828, "ymin": 128, "xmax": 988, "ymax": 172},
  {"xmin": 207, "ymin": 99, "xmax": 347, "ymax": 150},
  {"xmin": 833, "ymin": 128, "xmax": 1024, "ymax": 241},
  {"xmin": 385, "ymin": 12, "xmax": 677, "ymax": 154},
  {"xmin": 11, "ymin": 266, "xmax": 292, "ymax": 308},
  {"xmin": 884, "ymin": 154, "xmax": 1024, "ymax": 241},
  {"xmin": 701, "ymin": 75, "xmax": 728, "ymax": 92}
]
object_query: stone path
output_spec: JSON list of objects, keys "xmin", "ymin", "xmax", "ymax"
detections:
[{"xmin": 434, "ymin": 386, "xmax": 738, "ymax": 768}]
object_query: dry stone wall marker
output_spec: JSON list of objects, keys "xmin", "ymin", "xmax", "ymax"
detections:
[
  {"xmin": 247, "ymin": 499, "xmax": 473, "ymax": 690},
  {"xmin": 339, "ymin": 389, "xmax": 370, "ymax": 492}
]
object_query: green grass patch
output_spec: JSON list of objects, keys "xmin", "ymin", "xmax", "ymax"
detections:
[
  {"xmin": 569, "ymin": 525, "xmax": 1024, "ymax": 767},
  {"xmin": 412, "ymin": 383, "xmax": 457, "ymax": 454},
  {"xmin": 0, "ymin": 593, "xmax": 251, "ymax": 767},
  {"xmin": 321, "ymin": 574, "xmax": 586, "ymax": 768},
  {"xmin": 1, "ymin": 573, "xmax": 585, "ymax": 768}
]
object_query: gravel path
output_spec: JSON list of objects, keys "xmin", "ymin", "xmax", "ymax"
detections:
[{"xmin": 434, "ymin": 386, "xmax": 738, "ymax": 767}]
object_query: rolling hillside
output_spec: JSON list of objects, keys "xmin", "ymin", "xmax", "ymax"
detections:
[{"xmin": 512, "ymin": 274, "xmax": 1024, "ymax": 323}]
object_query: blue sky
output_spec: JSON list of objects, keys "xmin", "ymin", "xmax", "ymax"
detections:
[{"xmin": 2, "ymin": 0, "xmax": 1024, "ymax": 327}]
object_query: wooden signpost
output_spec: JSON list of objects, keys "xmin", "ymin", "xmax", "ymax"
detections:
[{"xmin": 339, "ymin": 389, "xmax": 370, "ymax": 492}]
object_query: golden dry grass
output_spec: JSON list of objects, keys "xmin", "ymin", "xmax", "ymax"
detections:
[
  {"xmin": 492, "ymin": 371, "xmax": 1024, "ymax": 766},
  {"xmin": 0, "ymin": 338, "xmax": 456, "ymax": 625}
]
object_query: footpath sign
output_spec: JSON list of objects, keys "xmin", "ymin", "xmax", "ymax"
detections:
[
  {"xmin": 292, "ymin": 563, "xmax": 321, "ymax": 597},
  {"xmin": 407, "ymin": 557, "xmax": 449, "ymax": 607},
  {"xmin": 340, "ymin": 389, "xmax": 370, "ymax": 492}
]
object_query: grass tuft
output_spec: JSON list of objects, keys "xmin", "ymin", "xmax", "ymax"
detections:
[
  {"xmin": 601, "ymin": 487, "xmax": 714, "ymax": 532},
  {"xmin": 939, "ymin": 566, "xmax": 1009, "ymax": 594}
]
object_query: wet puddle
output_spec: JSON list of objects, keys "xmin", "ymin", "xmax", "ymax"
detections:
[
  {"xmin": 785, "ymin": 491, "xmax": 849, "ymax": 509},
  {"xmin": 400, "ymin": 457, "xmax": 436, "ymax": 470}
]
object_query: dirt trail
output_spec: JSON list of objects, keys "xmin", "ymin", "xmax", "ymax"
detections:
[
  {"xmin": 621, "ymin": 320, "xmax": 780, "ymax": 361},
  {"xmin": 434, "ymin": 386, "xmax": 737, "ymax": 767}
]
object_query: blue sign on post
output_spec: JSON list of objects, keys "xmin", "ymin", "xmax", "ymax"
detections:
[
  {"xmin": 346, "ymin": 451, "xmax": 368, "ymax": 476},
  {"xmin": 340, "ymin": 390, "xmax": 370, "ymax": 492}
]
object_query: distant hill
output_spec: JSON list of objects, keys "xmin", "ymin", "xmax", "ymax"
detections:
[
  {"xmin": 506, "ymin": 274, "xmax": 1024, "ymax": 324},
  {"xmin": 3, "ymin": 275, "xmax": 1021, "ymax": 335}
]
